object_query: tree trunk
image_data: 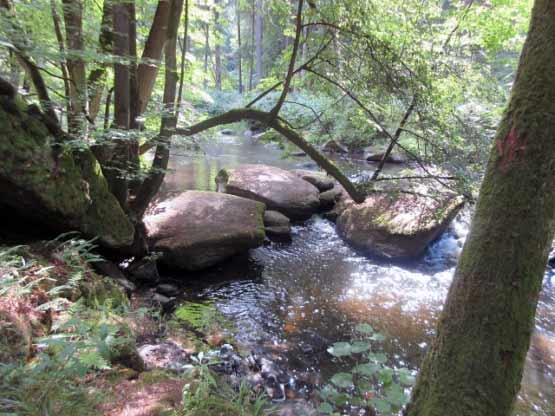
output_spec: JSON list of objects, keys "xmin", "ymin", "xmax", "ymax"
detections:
[
  {"xmin": 236, "ymin": 0, "xmax": 243, "ymax": 94},
  {"xmin": 203, "ymin": 11, "xmax": 210, "ymax": 89},
  {"xmin": 136, "ymin": 0, "xmax": 171, "ymax": 115},
  {"xmin": 214, "ymin": 0, "xmax": 222, "ymax": 91},
  {"xmin": 87, "ymin": 0, "xmax": 113, "ymax": 123},
  {"xmin": 108, "ymin": 1, "xmax": 131, "ymax": 210},
  {"xmin": 248, "ymin": 0, "xmax": 255, "ymax": 90},
  {"xmin": 176, "ymin": 0, "xmax": 189, "ymax": 117},
  {"xmin": 406, "ymin": 2, "xmax": 555, "ymax": 415},
  {"xmin": 254, "ymin": 0, "xmax": 263, "ymax": 83},
  {"xmin": 50, "ymin": 0, "xmax": 71, "ymax": 122},
  {"xmin": 132, "ymin": 0, "xmax": 183, "ymax": 217},
  {"xmin": 61, "ymin": 0, "xmax": 88, "ymax": 135}
]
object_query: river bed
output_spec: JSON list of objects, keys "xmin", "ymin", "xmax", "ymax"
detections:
[{"xmin": 159, "ymin": 133, "xmax": 555, "ymax": 415}]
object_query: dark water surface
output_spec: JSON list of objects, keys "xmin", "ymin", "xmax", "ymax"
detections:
[{"xmin": 161, "ymin": 133, "xmax": 555, "ymax": 415}]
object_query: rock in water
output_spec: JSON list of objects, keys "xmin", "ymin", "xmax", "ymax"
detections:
[
  {"xmin": 216, "ymin": 164, "xmax": 320, "ymax": 221},
  {"xmin": 322, "ymin": 139, "xmax": 348, "ymax": 154},
  {"xmin": 291, "ymin": 169, "xmax": 335, "ymax": 192},
  {"xmin": 264, "ymin": 210, "xmax": 291, "ymax": 240},
  {"xmin": 144, "ymin": 191, "xmax": 266, "ymax": 270},
  {"xmin": 337, "ymin": 192, "xmax": 464, "ymax": 259},
  {"xmin": 319, "ymin": 186, "xmax": 343, "ymax": 210}
]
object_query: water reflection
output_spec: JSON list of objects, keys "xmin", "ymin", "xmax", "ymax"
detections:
[{"xmin": 163, "ymin": 133, "xmax": 555, "ymax": 415}]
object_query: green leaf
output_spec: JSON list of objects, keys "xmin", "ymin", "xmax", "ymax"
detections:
[
  {"xmin": 330, "ymin": 372, "xmax": 354, "ymax": 389},
  {"xmin": 367, "ymin": 352, "xmax": 387, "ymax": 363},
  {"xmin": 351, "ymin": 340, "xmax": 372, "ymax": 353},
  {"xmin": 317, "ymin": 402, "xmax": 334, "ymax": 414},
  {"xmin": 355, "ymin": 323, "xmax": 374, "ymax": 334},
  {"xmin": 320, "ymin": 385, "xmax": 339, "ymax": 401},
  {"xmin": 327, "ymin": 342, "xmax": 352, "ymax": 357},
  {"xmin": 378, "ymin": 367, "xmax": 394, "ymax": 385},
  {"xmin": 385, "ymin": 384, "xmax": 408, "ymax": 407},
  {"xmin": 371, "ymin": 398, "xmax": 392, "ymax": 414},
  {"xmin": 354, "ymin": 363, "xmax": 380, "ymax": 377},
  {"xmin": 371, "ymin": 333, "xmax": 386, "ymax": 342},
  {"xmin": 398, "ymin": 368, "xmax": 416, "ymax": 386}
]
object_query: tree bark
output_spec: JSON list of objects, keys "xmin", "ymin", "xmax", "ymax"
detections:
[
  {"xmin": 176, "ymin": 0, "xmax": 189, "ymax": 117},
  {"xmin": 87, "ymin": 0, "xmax": 113, "ymax": 123},
  {"xmin": 406, "ymin": 2, "xmax": 555, "ymax": 415},
  {"xmin": 214, "ymin": 0, "xmax": 222, "ymax": 90},
  {"xmin": 107, "ymin": 1, "xmax": 131, "ymax": 210},
  {"xmin": 254, "ymin": 0, "xmax": 263, "ymax": 83},
  {"xmin": 236, "ymin": 0, "xmax": 243, "ymax": 94},
  {"xmin": 61, "ymin": 0, "xmax": 88, "ymax": 135},
  {"xmin": 136, "ymin": 0, "xmax": 171, "ymax": 115},
  {"xmin": 248, "ymin": 0, "xmax": 255, "ymax": 90},
  {"xmin": 50, "ymin": 0, "xmax": 71, "ymax": 121},
  {"xmin": 132, "ymin": 0, "xmax": 184, "ymax": 217}
]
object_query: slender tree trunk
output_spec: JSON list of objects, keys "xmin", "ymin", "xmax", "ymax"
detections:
[
  {"xmin": 176, "ymin": 0, "xmax": 189, "ymax": 117},
  {"xmin": 236, "ymin": 0, "xmax": 243, "ymax": 94},
  {"xmin": 108, "ymin": 1, "xmax": 131, "ymax": 210},
  {"xmin": 254, "ymin": 0, "xmax": 263, "ymax": 83},
  {"xmin": 133, "ymin": 0, "xmax": 184, "ymax": 217},
  {"xmin": 136, "ymin": 0, "xmax": 171, "ymax": 115},
  {"xmin": 248, "ymin": 0, "xmax": 255, "ymax": 90},
  {"xmin": 406, "ymin": 2, "xmax": 555, "ymax": 415},
  {"xmin": 62, "ymin": 0, "xmax": 87, "ymax": 135},
  {"xmin": 203, "ymin": 13, "xmax": 210, "ymax": 89},
  {"xmin": 50, "ymin": 0, "xmax": 71, "ymax": 122},
  {"xmin": 214, "ymin": 0, "xmax": 222, "ymax": 91},
  {"xmin": 87, "ymin": 0, "xmax": 113, "ymax": 123}
]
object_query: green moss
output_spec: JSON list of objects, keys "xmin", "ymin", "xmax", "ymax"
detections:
[{"xmin": 0, "ymin": 92, "xmax": 134, "ymax": 248}]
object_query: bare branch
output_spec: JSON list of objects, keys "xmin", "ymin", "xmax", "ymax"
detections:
[{"xmin": 173, "ymin": 108, "xmax": 365, "ymax": 202}]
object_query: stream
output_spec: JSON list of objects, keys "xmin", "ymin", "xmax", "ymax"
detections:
[{"xmin": 158, "ymin": 133, "xmax": 555, "ymax": 415}]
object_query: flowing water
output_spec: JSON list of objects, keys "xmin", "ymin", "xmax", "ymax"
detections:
[{"xmin": 160, "ymin": 133, "xmax": 555, "ymax": 415}]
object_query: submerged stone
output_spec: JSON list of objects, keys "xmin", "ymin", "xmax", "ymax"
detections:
[
  {"xmin": 144, "ymin": 191, "xmax": 266, "ymax": 271},
  {"xmin": 337, "ymin": 191, "xmax": 464, "ymax": 259},
  {"xmin": 216, "ymin": 164, "xmax": 320, "ymax": 221}
]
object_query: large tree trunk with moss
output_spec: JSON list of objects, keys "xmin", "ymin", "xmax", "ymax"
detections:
[{"xmin": 405, "ymin": 2, "xmax": 555, "ymax": 415}]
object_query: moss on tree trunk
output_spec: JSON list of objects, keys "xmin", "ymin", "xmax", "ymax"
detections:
[{"xmin": 406, "ymin": 2, "xmax": 555, "ymax": 415}]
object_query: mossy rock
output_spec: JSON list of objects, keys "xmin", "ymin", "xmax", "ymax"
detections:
[
  {"xmin": 0, "ymin": 89, "xmax": 134, "ymax": 249},
  {"xmin": 337, "ymin": 191, "xmax": 464, "ymax": 259}
]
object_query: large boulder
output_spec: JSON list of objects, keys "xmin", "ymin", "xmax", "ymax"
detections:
[
  {"xmin": 337, "ymin": 191, "xmax": 464, "ymax": 259},
  {"xmin": 216, "ymin": 164, "xmax": 320, "ymax": 221},
  {"xmin": 291, "ymin": 169, "xmax": 335, "ymax": 192},
  {"xmin": 144, "ymin": 191, "xmax": 266, "ymax": 270},
  {"xmin": 0, "ymin": 80, "xmax": 134, "ymax": 248}
]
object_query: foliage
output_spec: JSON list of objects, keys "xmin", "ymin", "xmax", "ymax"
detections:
[
  {"xmin": 318, "ymin": 323, "xmax": 415, "ymax": 415},
  {"xmin": 0, "ymin": 237, "xmax": 144, "ymax": 415},
  {"xmin": 178, "ymin": 355, "xmax": 274, "ymax": 416}
]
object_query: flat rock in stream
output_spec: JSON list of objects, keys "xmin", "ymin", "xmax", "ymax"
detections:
[
  {"xmin": 144, "ymin": 191, "xmax": 266, "ymax": 271},
  {"xmin": 291, "ymin": 169, "xmax": 335, "ymax": 192},
  {"xmin": 216, "ymin": 164, "xmax": 320, "ymax": 221},
  {"xmin": 337, "ymin": 191, "xmax": 464, "ymax": 259}
]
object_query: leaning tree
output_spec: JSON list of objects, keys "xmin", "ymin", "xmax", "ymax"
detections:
[{"xmin": 406, "ymin": 1, "xmax": 555, "ymax": 415}]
